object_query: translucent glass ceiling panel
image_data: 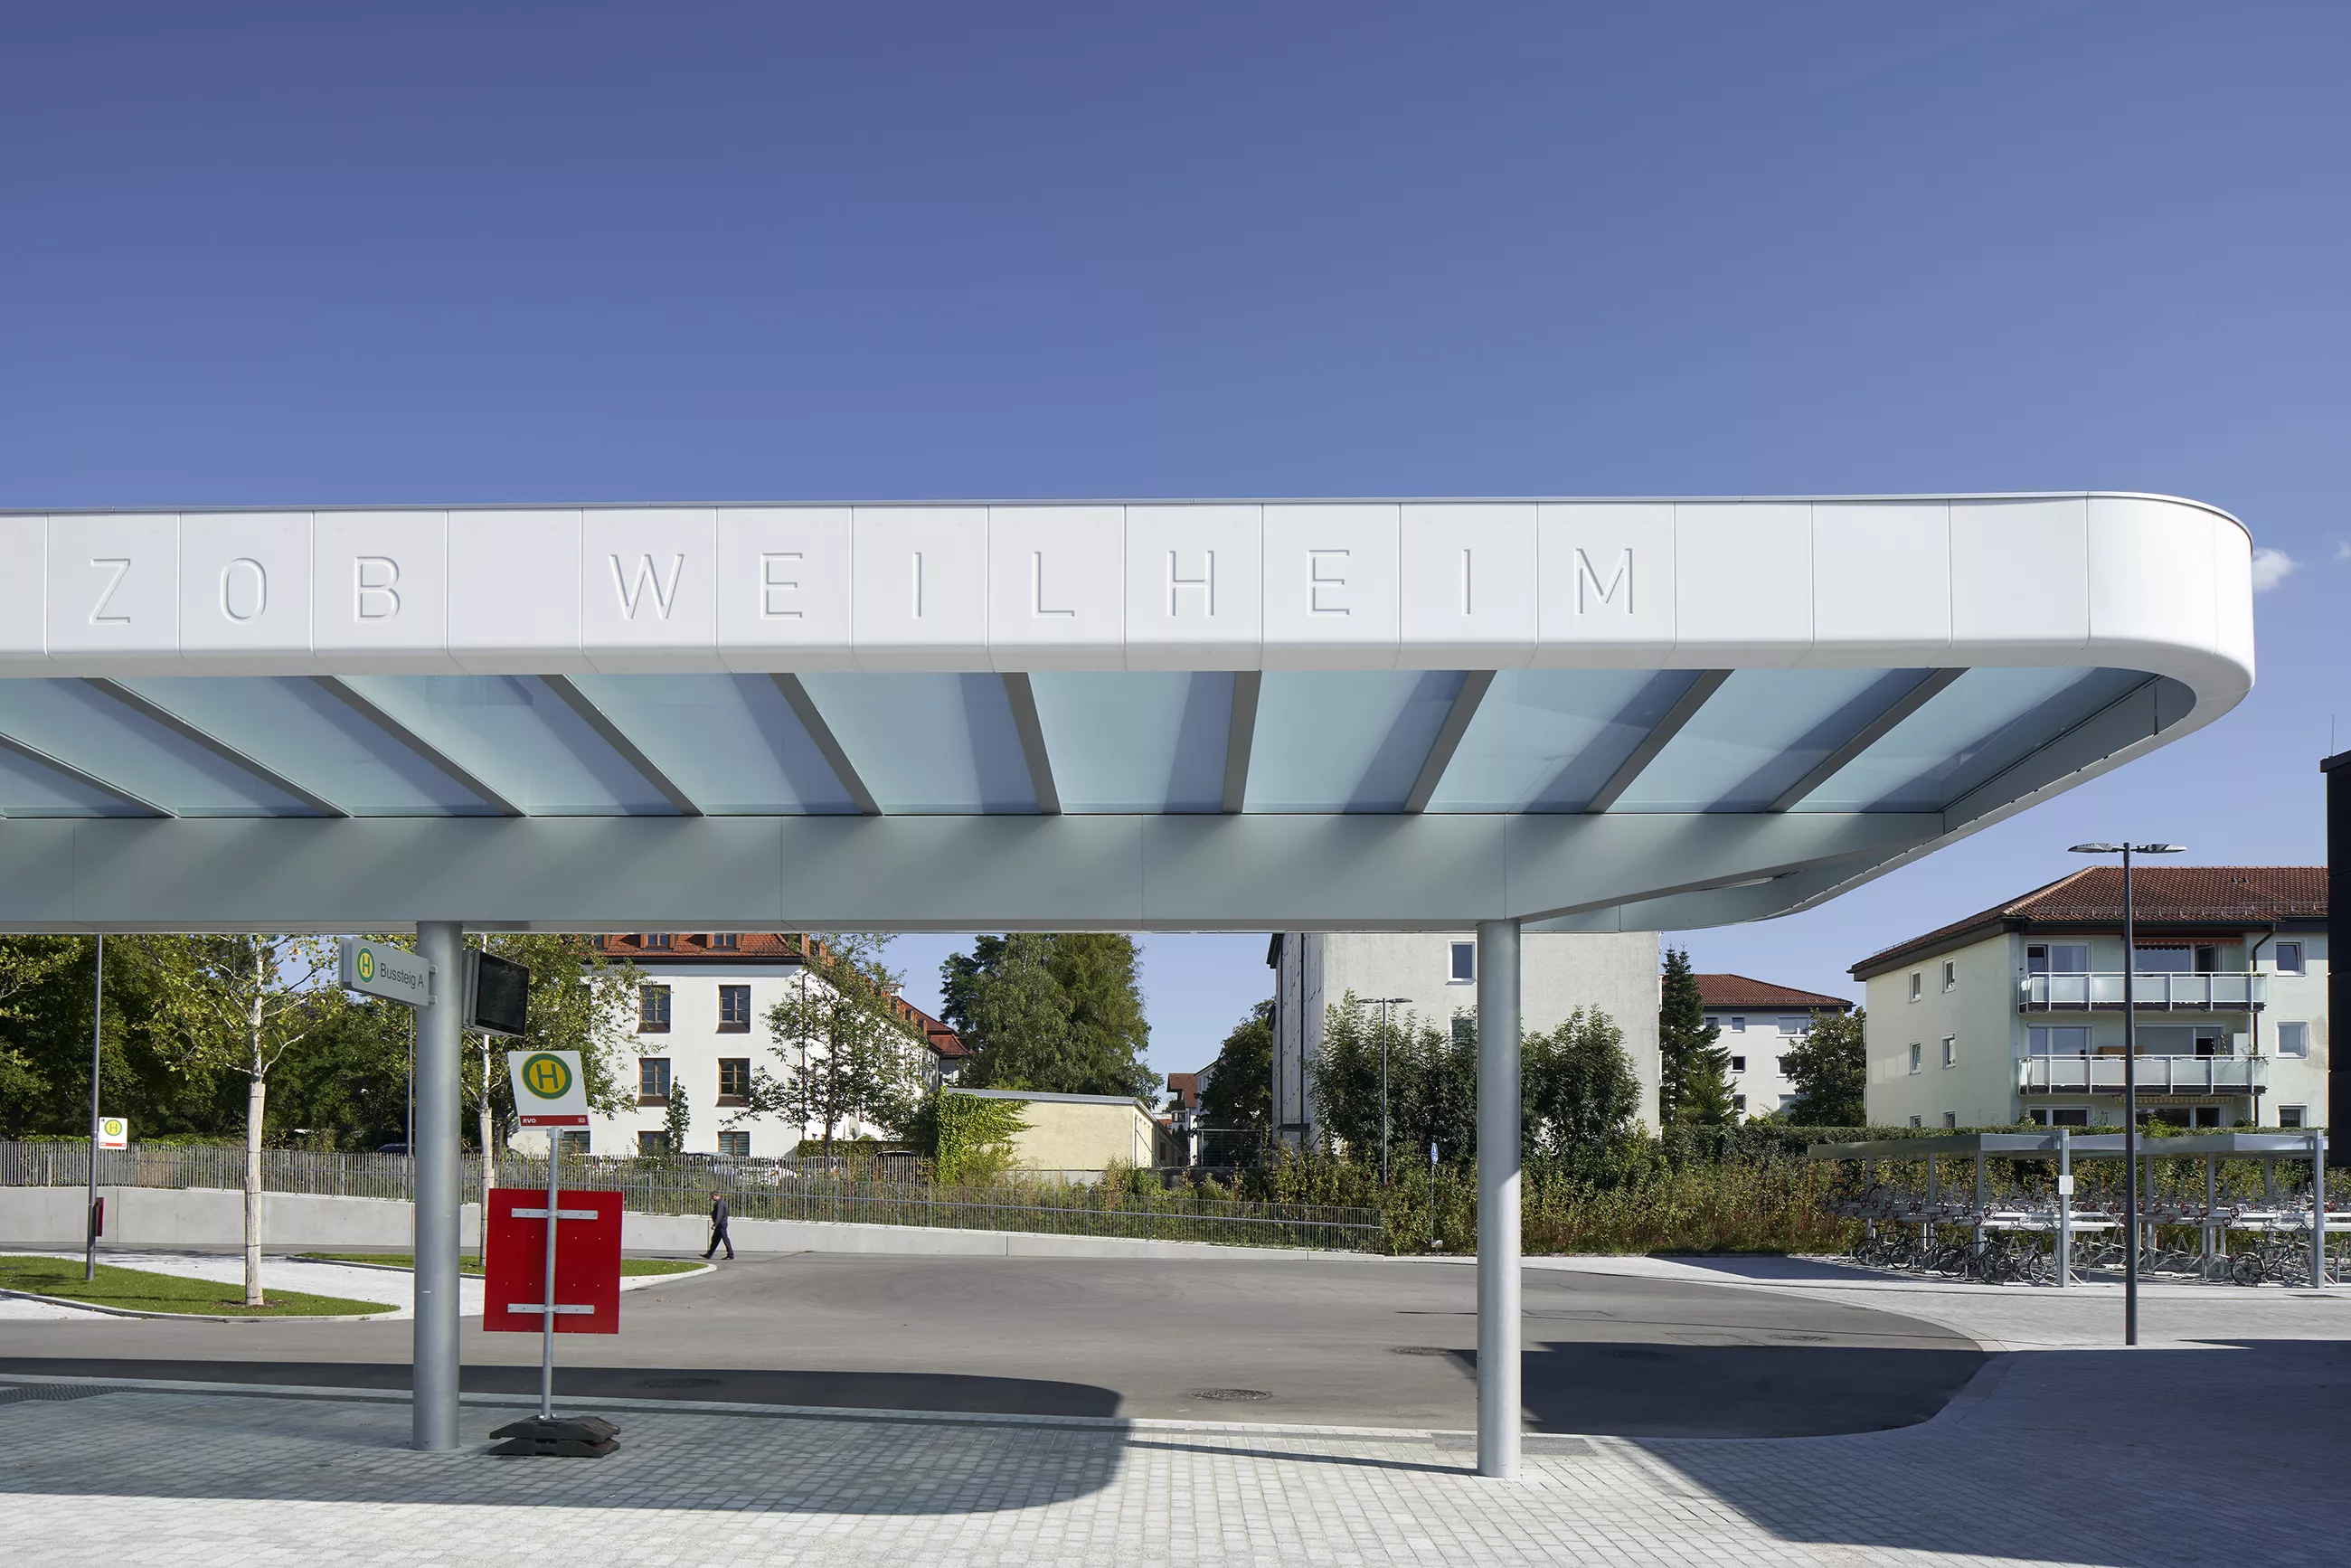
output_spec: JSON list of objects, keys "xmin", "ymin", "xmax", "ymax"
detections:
[
  {"xmin": 1028, "ymin": 672, "xmax": 1232, "ymax": 813},
  {"xmin": 0, "ymin": 679, "xmax": 318, "ymax": 817},
  {"xmin": 116, "ymin": 676, "xmax": 499, "ymax": 817},
  {"xmin": 342, "ymin": 675, "xmax": 676, "ymax": 816},
  {"xmin": 1612, "ymin": 669, "xmax": 1924, "ymax": 813},
  {"xmin": 799, "ymin": 674, "xmax": 1036, "ymax": 814},
  {"xmin": 1795, "ymin": 666, "xmax": 2151, "ymax": 813},
  {"xmin": 0, "ymin": 740, "xmax": 154, "ymax": 817},
  {"xmin": 1427, "ymin": 669, "xmax": 1689, "ymax": 813},
  {"xmin": 567, "ymin": 675, "xmax": 857, "ymax": 815},
  {"xmin": 1247, "ymin": 671, "xmax": 1465, "ymax": 813}
]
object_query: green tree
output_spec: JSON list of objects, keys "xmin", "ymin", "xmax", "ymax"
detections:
[
  {"xmin": 1195, "ymin": 1000, "xmax": 1273, "ymax": 1162},
  {"xmin": 1676, "ymin": 1040, "xmax": 1739, "ymax": 1126},
  {"xmin": 662, "ymin": 1079, "xmax": 692, "ymax": 1158},
  {"xmin": 1523, "ymin": 1007, "xmax": 1640, "ymax": 1155},
  {"xmin": 745, "ymin": 934, "xmax": 925, "ymax": 1151},
  {"xmin": 902, "ymin": 1087, "xmax": 1029, "ymax": 1184},
  {"xmin": 150, "ymin": 935, "xmax": 343, "ymax": 1306},
  {"xmin": 1305, "ymin": 996, "xmax": 1476, "ymax": 1176},
  {"xmin": 1780, "ymin": 1007, "xmax": 1867, "ymax": 1124},
  {"xmin": 1657, "ymin": 947, "xmax": 1715, "ymax": 1125},
  {"xmin": 942, "ymin": 934, "xmax": 1155, "ymax": 1099}
]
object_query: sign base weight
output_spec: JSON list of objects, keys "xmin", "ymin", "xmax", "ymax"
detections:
[{"xmin": 486, "ymin": 1415, "xmax": 620, "ymax": 1458}]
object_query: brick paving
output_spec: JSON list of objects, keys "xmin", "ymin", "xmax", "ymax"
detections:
[{"xmin": 2, "ymin": 1277, "xmax": 2343, "ymax": 1567}]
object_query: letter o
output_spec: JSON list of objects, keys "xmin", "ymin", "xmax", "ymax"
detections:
[{"xmin": 220, "ymin": 558, "xmax": 268, "ymax": 623}]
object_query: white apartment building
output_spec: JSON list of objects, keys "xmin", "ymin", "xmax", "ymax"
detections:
[
  {"xmin": 515, "ymin": 933, "xmax": 967, "ymax": 1157},
  {"xmin": 1853, "ymin": 867, "xmax": 2327, "ymax": 1130},
  {"xmin": 1696, "ymin": 975, "xmax": 1855, "ymax": 1119},
  {"xmin": 1270, "ymin": 930, "xmax": 1663, "ymax": 1140}
]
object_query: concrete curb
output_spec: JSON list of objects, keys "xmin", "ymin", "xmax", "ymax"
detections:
[{"xmin": 0, "ymin": 1287, "xmax": 400, "ymax": 1324}]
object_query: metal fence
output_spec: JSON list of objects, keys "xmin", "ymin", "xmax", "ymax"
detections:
[{"xmin": 0, "ymin": 1142, "xmax": 1384, "ymax": 1253}]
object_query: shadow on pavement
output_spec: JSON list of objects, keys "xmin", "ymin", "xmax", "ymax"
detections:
[
  {"xmin": 1519, "ymin": 1339, "xmax": 1986, "ymax": 1436},
  {"xmin": 0, "ymin": 1357, "xmax": 1120, "ymax": 1417},
  {"xmin": 1644, "ymin": 1252, "xmax": 1886, "ymax": 1282}
]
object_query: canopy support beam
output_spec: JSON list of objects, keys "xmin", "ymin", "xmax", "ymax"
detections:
[
  {"xmin": 1000, "ymin": 673, "xmax": 1061, "ymax": 816},
  {"xmin": 1405, "ymin": 671, "xmax": 1495, "ymax": 815},
  {"xmin": 411, "ymin": 920, "xmax": 464, "ymax": 1452},
  {"xmin": 1584, "ymin": 670, "xmax": 1731, "ymax": 814},
  {"xmin": 1476, "ymin": 916, "xmax": 1522, "ymax": 1479}
]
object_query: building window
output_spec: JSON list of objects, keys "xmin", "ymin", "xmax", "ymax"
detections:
[
  {"xmin": 1733, "ymin": 1094, "xmax": 1747, "ymax": 1113},
  {"xmin": 558, "ymin": 1130, "xmax": 591, "ymax": 1156},
  {"xmin": 2026, "ymin": 943, "xmax": 2090, "ymax": 975},
  {"xmin": 2028, "ymin": 1025, "xmax": 2092, "ymax": 1057},
  {"xmin": 718, "ymin": 984, "xmax": 751, "ymax": 1032},
  {"xmin": 1908, "ymin": 972, "xmax": 1921, "ymax": 1001},
  {"xmin": 2134, "ymin": 945, "xmax": 2194, "ymax": 975},
  {"xmin": 717, "ymin": 1130, "xmax": 750, "ymax": 1157},
  {"xmin": 1449, "ymin": 941, "xmax": 1475, "ymax": 983},
  {"xmin": 1777, "ymin": 1054, "xmax": 1793, "ymax": 1075},
  {"xmin": 639, "ymin": 1057, "xmax": 671, "ymax": 1100},
  {"xmin": 1778, "ymin": 1016, "xmax": 1806, "ymax": 1035},
  {"xmin": 1941, "ymin": 1035, "xmax": 1956, "ymax": 1069},
  {"xmin": 2192, "ymin": 1106, "xmax": 2222, "ymax": 1129},
  {"xmin": 2275, "ymin": 941, "xmax": 2304, "ymax": 974},
  {"xmin": 639, "ymin": 933, "xmax": 674, "ymax": 949},
  {"xmin": 708, "ymin": 932, "xmax": 741, "ymax": 950},
  {"xmin": 1729, "ymin": 1056, "xmax": 1746, "ymax": 1073},
  {"xmin": 1908, "ymin": 1115, "xmax": 1922, "ymax": 1129},
  {"xmin": 1704, "ymin": 1015, "xmax": 1718, "ymax": 1031},
  {"xmin": 1729, "ymin": 1016, "xmax": 1747, "ymax": 1033},
  {"xmin": 637, "ymin": 1130, "xmax": 669, "ymax": 1157},
  {"xmin": 1941, "ymin": 1112, "xmax": 1957, "ymax": 1130},
  {"xmin": 638, "ymin": 985, "xmax": 672, "ymax": 1033},
  {"xmin": 718, "ymin": 1058, "xmax": 751, "ymax": 1100},
  {"xmin": 2276, "ymin": 1023, "xmax": 2309, "ymax": 1058},
  {"xmin": 1908, "ymin": 1043, "xmax": 1922, "ymax": 1074},
  {"xmin": 2053, "ymin": 1107, "xmax": 2090, "ymax": 1127},
  {"xmin": 2280, "ymin": 1105, "xmax": 2307, "ymax": 1129},
  {"xmin": 1941, "ymin": 960, "xmax": 1958, "ymax": 992}
]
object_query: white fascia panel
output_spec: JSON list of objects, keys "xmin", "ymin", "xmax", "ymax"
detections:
[
  {"xmin": 448, "ymin": 510, "xmax": 586, "ymax": 674},
  {"xmin": 1950, "ymin": 497, "xmax": 2088, "ymax": 665},
  {"xmin": 581, "ymin": 508, "xmax": 719, "ymax": 673},
  {"xmin": 1262, "ymin": 504, "xmax": 1400, "ymax": 670},
  {"xmin": 45, "ymin": 514, "xmax": 180, "ymax": 672},
  {"xmin": 716, "ymin": 506, "xmax": 854, "ymax": 673},
  {"xmin": 0, "ymin": 515, "xmax": 45, "ymax": 671},
  {"xmin": 1534, "ymin": 503, "xmax": 1675, "ymax": 668},
  {"xmin": 1671, "ymin": 503, "xmax": 1812, "ymax": 667},
  {"xmin": 2085, "ymin": 496, "xmax": 2220, "ymax": 669},
  {"xmin": 313, "ymin": 511, "xmax": 455, "ymax": 672},
  {"xmin": 2210, "ymin": 512, "xmax": 2255, "ymax": 690},
  {"xmin": 1401, "ymin": 503, "xmax": 1536, "ymax": 668},
  {"xmin": 180, "ymin": 512, "xmax": 313, "ymax": 670},
  {"xmin": 852, "ymin": 506, "xmax": 989, "ymax": 671},
  {"xmin": 1123, "ymin": 505, "xmax": 1261, "ymax": 670},
  {"xmin": 1806, "ymin": 502, "xmax": 1951, "ymax": 667},
  {"xmin": 987, "ymin": 505, "xmax": 1125, "ymax": 671}
]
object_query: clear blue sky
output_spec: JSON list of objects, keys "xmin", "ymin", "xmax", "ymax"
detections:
[{"xmin": 4, "ymin": 5, "xmax": 2343, "ymax": 1076}]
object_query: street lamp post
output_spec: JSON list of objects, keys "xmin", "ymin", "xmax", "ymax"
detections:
[
  {"xmin": 2070, "ymin": 840, "xmax": 2185, "ymax": 1347},
  {"xmin": 1370, "ymin": 997, "xmax": 1411, "ymax": 1187}
]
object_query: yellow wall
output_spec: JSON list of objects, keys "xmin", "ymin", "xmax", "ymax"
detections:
[{"xmin": 978, "ymin": 1095, "xmax": 1163, "ymax": 1171}]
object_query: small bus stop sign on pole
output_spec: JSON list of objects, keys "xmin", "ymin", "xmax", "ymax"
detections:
[
  {"xmin": 98, "ymin": 1116, "xmax": 128, "ymax": 1150},
  {"xmin": 338, "ymin": 938, "xmax": 433, "ymax": 1007},
  {"xmin": 509, "ymin": 1050, "xmax": 588, "ymax": 1129}
]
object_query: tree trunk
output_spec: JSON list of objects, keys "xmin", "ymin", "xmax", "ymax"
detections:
[{"xmin": 244, "ymin": 1070, "xmax": 267, "ymax": 1307}]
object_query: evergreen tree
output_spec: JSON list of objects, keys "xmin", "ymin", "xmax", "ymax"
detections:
[
  {"xmin": 1780, "ymin": 1007, "xmax": 1867, "ymax": 1124},
  {"xmin": 662, "ymin": 1079, "xmax": 692, "ymax": 1158},
  {"xmin": 1676, "ymin": 1037, "xmax": 1739, "ymax": 1125},
  {"xmin": 1657, "ymin": 947, "xmax": 1715, "ymax": 1124}
]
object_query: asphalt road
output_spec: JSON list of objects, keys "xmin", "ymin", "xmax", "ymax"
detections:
[{"xmin": 0, "ymin": 1251, "xmax": 1985, "ymax": 1436}]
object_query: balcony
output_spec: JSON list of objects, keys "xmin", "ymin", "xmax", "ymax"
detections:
[
  {"xmin": 2017, "ymin": 972, "xmax": 2266, "ymax": 1012},
  {"xmin": 2016, "ymin": 1054, "xmax": 2267, "ymax": 1096}
]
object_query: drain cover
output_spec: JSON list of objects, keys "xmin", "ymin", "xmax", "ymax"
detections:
[
  {"xmin": 1189, "ymin": 1388, "xmax": 1271, "ymax": 1402},
  {"xmin": 637, "ymin": 1377, "xmax": 722, "ymax": 1388}
]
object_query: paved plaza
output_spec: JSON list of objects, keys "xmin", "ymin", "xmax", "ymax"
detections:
[{"xmin": 2, "ymin": 1257, "xmax": 2343, "ymax": 1567}]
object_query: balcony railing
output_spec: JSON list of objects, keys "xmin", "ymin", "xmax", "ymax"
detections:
[
  {"xmin": 2017, "ymin": 972, "xmax": 2267, "ymax": 1011},
  {"xmin": 2016, "ymin": 1054, "xmax": 2268, "ymax": 1096}
]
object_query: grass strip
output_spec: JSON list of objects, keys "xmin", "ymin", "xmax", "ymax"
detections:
[
  {"xmin": 0, "ymin": 1254, "xmax": 392, "ymax": 1317},
  {"xmin": 297, "ymin": 1252, "xmax": 704, "ymax": 1278}
]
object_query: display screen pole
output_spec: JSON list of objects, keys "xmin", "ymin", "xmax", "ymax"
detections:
[{"xmin": 541, "ymin": 1131, "xmax": 559, "ymax": 1420}]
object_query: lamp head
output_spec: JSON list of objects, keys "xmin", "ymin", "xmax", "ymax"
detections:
[
  {"xmin": 2135, "ymin": 843, "xmax": 2186, "ymax": 855},
  {"xmin": 2069, "ymin": 843, "xmax": 2120, "ymax": 855}
]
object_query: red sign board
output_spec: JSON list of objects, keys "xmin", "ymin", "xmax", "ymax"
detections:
[{"xmin": 483, "ymin": 1186, "xmax": 623, "ymax": 1335}]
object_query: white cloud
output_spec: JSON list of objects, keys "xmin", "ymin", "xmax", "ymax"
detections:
[
  {"xmin": 2335, "ymin": 539, "xmax": 2351, "ymax": 563},
  {"xmin": 2250, "ymin": 546, "xmax": 2298, "ymax": 591}
]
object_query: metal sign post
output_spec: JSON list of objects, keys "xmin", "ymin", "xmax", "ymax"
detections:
[{"xmin": 84, "ymin": 934, "xmax": 104, "ymax": 1284}]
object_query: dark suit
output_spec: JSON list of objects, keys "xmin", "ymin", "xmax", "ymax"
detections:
[{"xmin": 704, "ymin": 1196, "xmax": 734, "ymax": 1260}]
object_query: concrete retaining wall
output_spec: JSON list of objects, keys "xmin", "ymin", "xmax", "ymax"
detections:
[{"xmin": 1, "ymin": 1187, "xmax": 1339, "ymax": 1261}]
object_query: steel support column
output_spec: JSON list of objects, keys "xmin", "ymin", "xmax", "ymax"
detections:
[
  {"xmin": 412, "ymin": 921, "xmax": 465, "ymax": 1451},
  {"xmin": 1475, "ymin": 918, "xmax": 1521, "ymax": 1480}
]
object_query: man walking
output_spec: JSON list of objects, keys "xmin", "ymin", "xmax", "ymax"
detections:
[{"xmin": 704, "ymin": 1189, "xmax": 734, "ymax": 1261}]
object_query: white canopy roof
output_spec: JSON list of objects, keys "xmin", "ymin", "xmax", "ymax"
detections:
[{"xmin": 0, "ymin": 493, "xmax": 2252, "ymax": 933}]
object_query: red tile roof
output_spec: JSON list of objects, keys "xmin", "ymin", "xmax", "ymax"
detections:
[
  {"xmin": 1851, "ymin": 867, "xmax": 2327, "ymax": 978},
  {"xmin": 1694, "ymin": 974, "xmax": 1853, "ymax": 1011},
  {"xmin": 595, "ymin": 933, "xmax": 968, "ymax": 1058}
]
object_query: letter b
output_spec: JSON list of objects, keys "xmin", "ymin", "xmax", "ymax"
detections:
[{"xmin": 355, "ymin": 556, "xmax": 401, "ymax": 620}]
